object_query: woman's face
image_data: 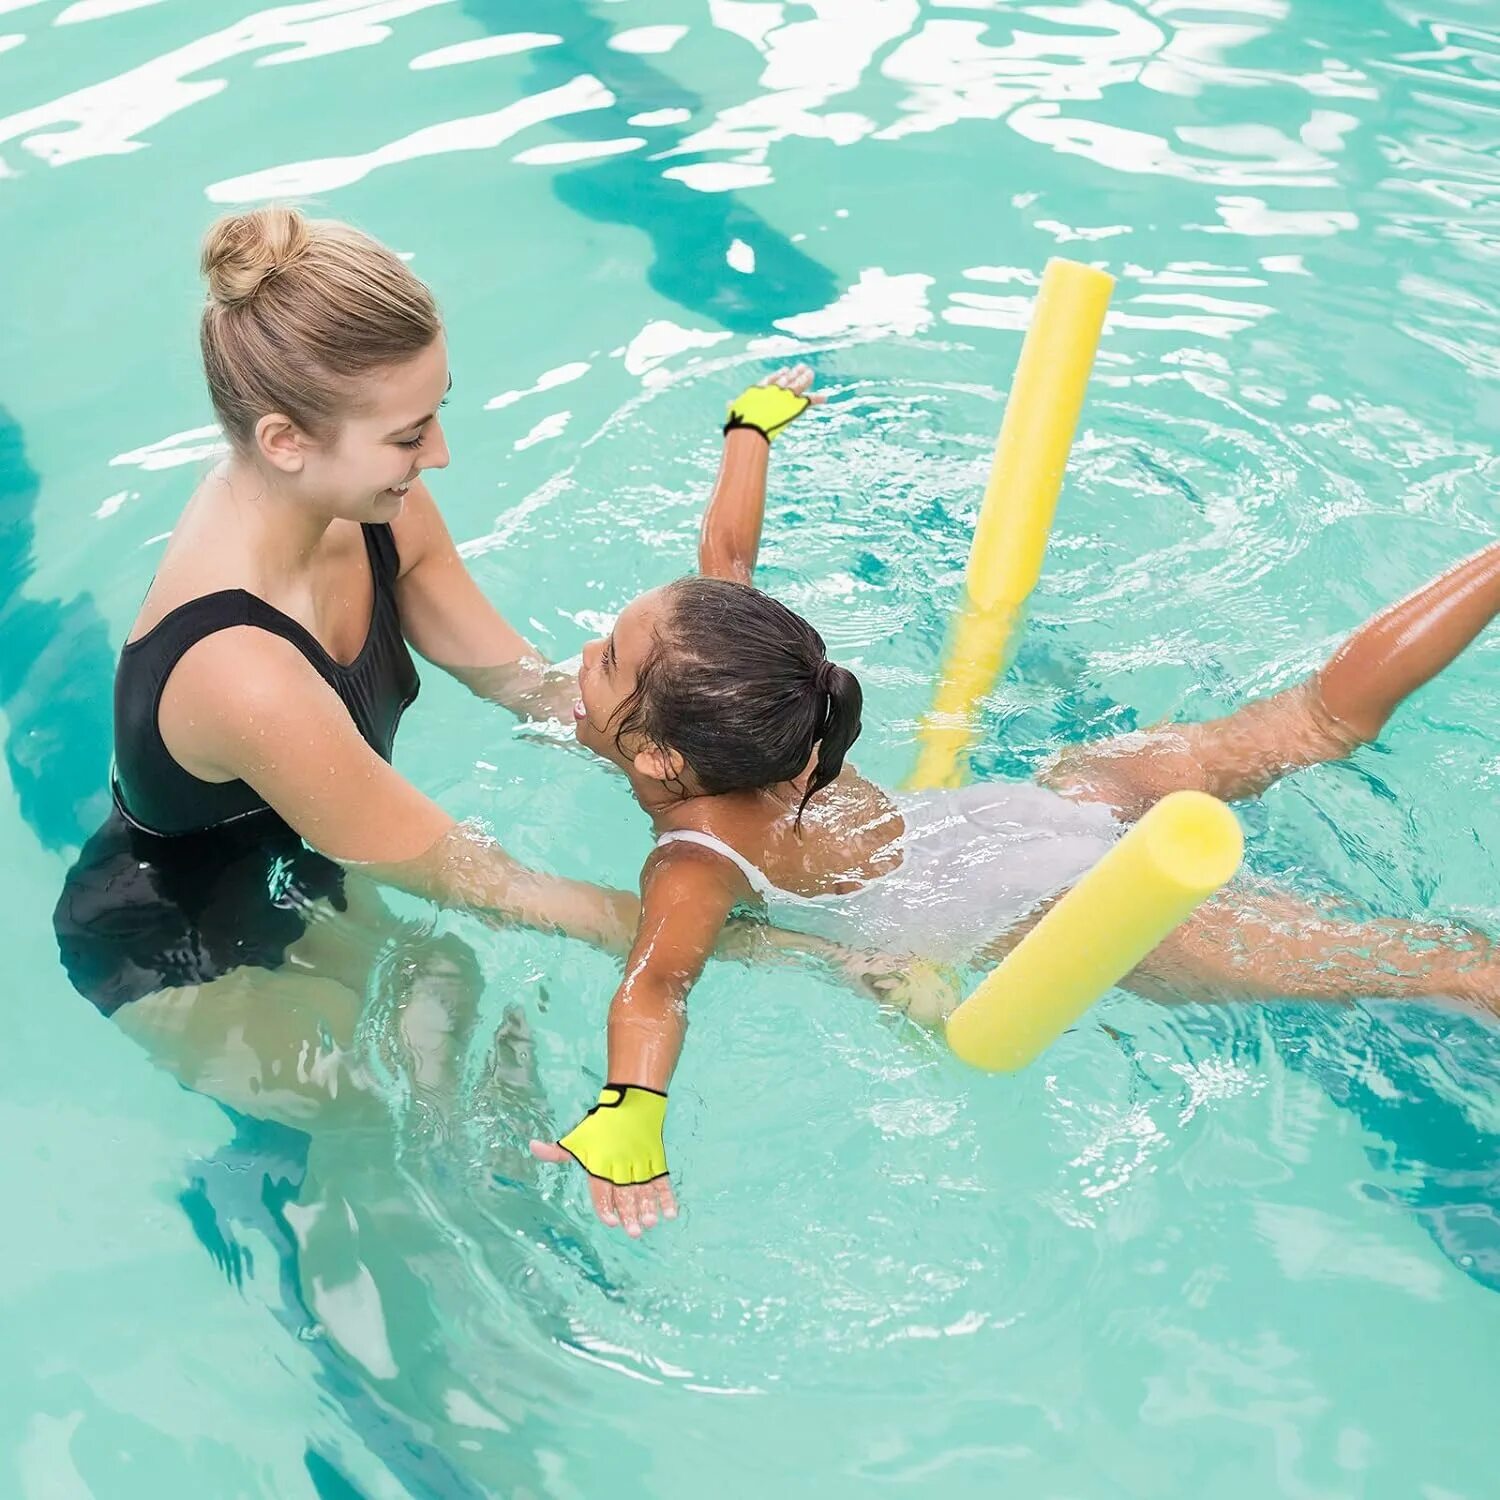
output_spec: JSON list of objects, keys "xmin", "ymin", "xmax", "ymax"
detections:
[
  {"xmin": 296, "ymin": 336, "xmax": 453, "ymax": 521},
  {"xmin": 574, "ymin": 588, "xmax": 669, "ymax": 764}
]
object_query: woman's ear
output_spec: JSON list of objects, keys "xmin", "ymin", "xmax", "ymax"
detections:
[
  {"xmin": 254, "ymin": 412, "xmax": 308, "ymax": 475},
  {"xmin": 632, "ymin": 743, "xmax": 686, "ymax": 784}
]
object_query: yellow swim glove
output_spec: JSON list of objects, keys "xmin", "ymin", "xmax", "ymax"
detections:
[
  {"xmin": 558, "ymin": 1084, "xmax": 669, "ymax": 1186},
  {"xmin": 724, "ymin": 383, "xmax": 811, "ymax": 441}
]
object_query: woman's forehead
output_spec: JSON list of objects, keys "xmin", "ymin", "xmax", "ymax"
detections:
[{"xmin": 367, "ymin": 337, "xmax": 449, "ymax": 422}]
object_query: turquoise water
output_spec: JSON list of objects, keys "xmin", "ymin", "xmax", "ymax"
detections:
[{"xmin": 3, "ymin": 0, "xmax": 1499, "ymax": 1494}]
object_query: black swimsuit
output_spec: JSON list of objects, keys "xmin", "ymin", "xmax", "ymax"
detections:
[{"xmin": 54, "ymin": 523, "xmax": 419, "ymax": 1016}]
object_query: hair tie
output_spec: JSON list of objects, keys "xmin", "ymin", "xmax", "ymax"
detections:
[{"xmin": 813, "ymin": 657, "xmax": 839, "ymax": 728}]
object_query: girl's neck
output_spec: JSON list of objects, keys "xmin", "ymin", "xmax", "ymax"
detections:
[{"xmin": 639, "ymin": 776, "xmax": 803, "ymax": 830}]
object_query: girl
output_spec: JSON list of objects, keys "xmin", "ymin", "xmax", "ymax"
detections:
[{"xmin": 533, "ymin": 367, "xmax": 1500, "ymax": 1237}]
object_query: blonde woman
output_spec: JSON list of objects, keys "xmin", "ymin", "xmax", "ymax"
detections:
[{"xmin": 53, "ymin": 207, "xmax": 884, "ymax": 1127}]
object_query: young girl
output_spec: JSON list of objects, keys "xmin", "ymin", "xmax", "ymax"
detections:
[{"xmin": 532, "ymin": 367, "xmax": 1500, "ymax": 1237}]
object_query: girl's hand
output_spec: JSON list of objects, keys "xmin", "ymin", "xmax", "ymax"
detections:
[
  {"xmin": 759, "ymin": 363, "xmax": 825, "ymax": 409},
  {"xmin": 723, "ymin": 364, "xmax": 826, "ymax": 441},
  {"xmin": 531, "ymin": 1138, "xmax": 680, "ymax": 1237},
  {"xmin": 530, "ymin": 1082, "xmax": 680, "ymax": 1237}
]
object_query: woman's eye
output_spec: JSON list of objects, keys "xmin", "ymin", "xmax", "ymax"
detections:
[{"xmin": 397, "ymin": 432, "xmax": 425, "ymax": 450}]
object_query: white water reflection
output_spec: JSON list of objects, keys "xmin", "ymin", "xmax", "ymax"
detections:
[
  {"xmin": 774, "ymin": 268, "xmax": 934, "ymax": 340},
  {"xmin": 945, "ymin": 260, "xmax": 1273, "ymax": 340},
  {"xmin": 621, "ymin": 319, "xmax": 733, "ymax": 377},
  {"xmin": 409, "ymin": 31, "xmax": 560, "ymax": 69},
  {"xmin": 656, "ymin": 0, "xmax": 1374, "ymax": 198},
  {"xmin": 0, "ymin": 0, "xmax": 454, "ymax": 169},
  {"xmin": 513, "ymin": 135, "xmax": 644, "ymax": 166},
  {"xmin": 206, "ymin": 74, "xmax": 613, "ymax": 201},
  {"xmin": 514, "ymin": 412, "xmax": 572, "ymax": 451},
  {"xmin": 1196, "ymin": 196, "xmax": 1359, "ymax": 236},
  {"xmin": 608, "ymin": 24, "xmax": 688, "ymax": 55},
  {"xmin": 111, "ymin": 423, "xmax": 227, "ymax": 472},
  {"xmin": 485, "ymin": 362, "xmax": 592, "ymax": 412},
  {"xmin": 56, "ymin": 0, "xmax": 169, "ymax": 22}
]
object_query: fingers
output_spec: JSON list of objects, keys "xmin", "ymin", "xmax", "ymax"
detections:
[
  {"xmin": 617, "ymin": 1184, "xmax": 648, "ymax": 1238},
  {"xmin": 587, "ymin": 1175, "xmax": 622, "ymax": 1231},
  {"xmin": 534, "ymin": 1139, "xmax": 678, "ymax": 1235},
  {"xmin": 589, "ymin": 1177, "xmax": 674, "ymax": 1237},
  {"xmin": 653, "ymin": 1175, "xmax": 680, "ymax": 1222},
  {"xmin": 760, "ymin": 363, "xmax": 824, "ymax": 403}
]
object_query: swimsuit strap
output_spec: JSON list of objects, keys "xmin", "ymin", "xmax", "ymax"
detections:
[{"xmin": 654, "ymin": 829, "xmax": 780, "ymax": 899}]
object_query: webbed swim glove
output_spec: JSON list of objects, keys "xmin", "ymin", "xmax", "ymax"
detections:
[
  {"xmin": 724, "ymin": 383, "xmax": 810, "ymax": 441},
  {"xmin": 558, "ymin": 1084, "xmax": 669, "ymax": 1186}
]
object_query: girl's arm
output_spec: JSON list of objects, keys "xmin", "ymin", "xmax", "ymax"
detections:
[
  {"xmin": 531, "ymin": 843, "xmax": 750, "ymax": 1237},
  {"xmin": 698, "ymin": 365, "xmax": 821, "ymax": 583}
]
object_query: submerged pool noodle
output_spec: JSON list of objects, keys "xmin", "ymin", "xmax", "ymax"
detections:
[
  {"xmin": 946, "ymin": 792, "xmax": 1243, "ymax": 1071},
  {"xmin": 909, "ymin": 258, "xmax": 1114, "ymax": 791},
  {"xmin": 903, "ymin": 262, "xmax": 1242, "ymax": 1067}
]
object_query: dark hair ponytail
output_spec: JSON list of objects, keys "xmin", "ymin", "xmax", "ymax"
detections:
[
  {"xmin": 613, "ymin": 577, "xmax": 863, "ymax": 823},
  {"xmin": 797, "ymin": 658, "xmax": 862, "ymax": 823}
]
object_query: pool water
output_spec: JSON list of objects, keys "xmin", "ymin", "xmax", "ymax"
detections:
[{"xmin": 3, "ymin": 0, "xmax": 1498, "ymax": 1495}]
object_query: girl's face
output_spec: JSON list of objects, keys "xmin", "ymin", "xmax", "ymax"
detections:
[
  {"xmin": 256, "ymin": 336, "xmax": 453, "ymax": 522},
  {"xmin": 574, "ymin": 587, "xmax": 670, "ymax": 766}
]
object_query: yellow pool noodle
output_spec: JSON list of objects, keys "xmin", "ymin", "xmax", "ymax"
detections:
[
  {"xmin": 945, "ymin": 791, "xmax": 1244, "ymax": 1072},
  {"xmin": 967, "ymin": 258, "xmax": 1114, "ymax": 612},
  {"xmin": 909, "ymin": 259, "xmax": 1114, "ymax": 790}
]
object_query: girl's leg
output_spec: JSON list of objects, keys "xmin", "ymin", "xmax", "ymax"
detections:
[
  {"xmin": 1125, "ymin": 885, "xmax": 1500, "ymax": 1015},
  {"xmin": 1045, "ymin": 540, "xmax": 1500, "ymax": 817}
]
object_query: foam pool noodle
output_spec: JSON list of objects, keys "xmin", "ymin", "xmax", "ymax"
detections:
[
  {"xmin": 909, "ymin": 258, "xmax": 1114, "ymax": 791},
  {"xmin": 945, "ymin": 791, "xmax": 1244, "ymax": 1071}
]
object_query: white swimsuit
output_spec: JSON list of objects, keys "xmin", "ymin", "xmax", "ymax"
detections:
[{"xmin": 657, "ymin": 779, "xmax": 1122, "ymax": 962}]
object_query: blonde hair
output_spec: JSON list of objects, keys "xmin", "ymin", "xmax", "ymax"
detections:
[{"xmin": 199, "ymin": 206, "xmax": 441, "ymax": 447}]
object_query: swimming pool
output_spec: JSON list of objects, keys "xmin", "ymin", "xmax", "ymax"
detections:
[{"xmin": 3, "ymin": 0, "xmax": 1498, "ymax": 1493}]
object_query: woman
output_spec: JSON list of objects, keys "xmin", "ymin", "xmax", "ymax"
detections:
[{"xmin": 52, "ymin": 206, "xmax": 885, "ymax": 1130}]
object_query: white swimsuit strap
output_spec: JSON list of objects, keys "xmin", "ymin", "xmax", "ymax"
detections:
[{"xmin": 655, "ymin": 829, "xmax": 778, "ymax": 898}]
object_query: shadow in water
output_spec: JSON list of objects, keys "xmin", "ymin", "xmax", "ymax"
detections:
[
  {"xmin": 463, "ymin": 0, "xmax": 841, "ymax": 333},
  {"xmin": 0, "ymin": 404, "xmax": 113, "ymax": 851}
]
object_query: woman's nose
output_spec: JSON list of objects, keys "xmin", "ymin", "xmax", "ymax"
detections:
[{"xmin": 418, "ymin": 417, "xmax": 451, "ymax": 472}]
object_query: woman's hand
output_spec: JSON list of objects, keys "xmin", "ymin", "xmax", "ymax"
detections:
[{"xmin": 845, "ymin": 955, "xmax": 962, "ymax": 1028}]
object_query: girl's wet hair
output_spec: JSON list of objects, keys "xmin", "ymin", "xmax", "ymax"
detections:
[{"xmin": 613, "ymin": 577, "xmax": 862, "ymax": 822}]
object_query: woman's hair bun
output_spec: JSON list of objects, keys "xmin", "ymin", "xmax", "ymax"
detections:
[{"xmin": 201, "ymin": 205, "xmax": 311, "ymax": 308}]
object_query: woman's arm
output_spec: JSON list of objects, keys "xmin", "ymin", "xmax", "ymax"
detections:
[
  {"xmin": 390, "ymin": 481, "xmax": 578, "ymax": 723},
  {"xmin": 698, "ymin": 365, "xmax": 821, "ymax": 583},
  {"xmin": 161, "ymin": 627, "xmax": 631, "ymax": 941},
  {"xmin": 160, "ymin": 628, "xmax": 922, "ymax": 988},
  {"xmin": 531, "ymin": 844, "xmax": 747, "ymax": 1236}
]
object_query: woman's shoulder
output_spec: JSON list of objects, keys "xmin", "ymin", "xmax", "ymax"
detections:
[
  {"xmin": 126, "ymin": 480, "xmax": 251, "ymax": 642},
  {"xmin": 387, "ymin": 479, "xmax": 446, "ymax": 578}
]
